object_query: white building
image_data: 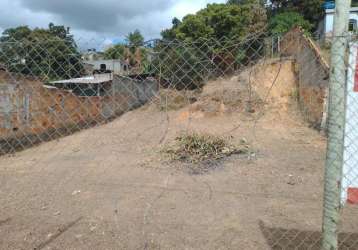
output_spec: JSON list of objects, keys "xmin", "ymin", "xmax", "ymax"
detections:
[
  {"xmin": 319, "ymin": 6, "xmax": 358, "ymax": 41},
  {"xmin": 83, "ymin": 59, "xmax": 130, "ymax": 75},
  {"xmin": 82, "ymin": 49, "xmax": 104, "ymax": 61}
]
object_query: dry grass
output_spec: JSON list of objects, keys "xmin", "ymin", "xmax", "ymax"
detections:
[
  {"xmin": 164, "ymin": 133, "xmax": 249, "ymax": 165},
  {"xmin": 154, "ymin": 89, "xmax": 199, "ymax": 111}
]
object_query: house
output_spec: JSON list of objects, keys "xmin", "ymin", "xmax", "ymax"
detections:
[
  {"xmin": 82, "ymin": 49, "xmax": 104, "ymax": 61},
  {"xmin": 318, "ymin": 2, "xmax": 358, "ymax": 42},
  {"xmin": 83, "ymin": 59, "xmax": 130, "ymax": 75},
  {"xmin": 50, "ymin": 73, "xmax": 113, "ymax": 96},
  {"xmin": 49, "ymin": 73, "xmax": 158, "ymax": 100}
]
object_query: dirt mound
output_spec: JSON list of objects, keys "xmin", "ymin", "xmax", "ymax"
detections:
[
  {"xmin": 249, "ymin": 58, "xmax": 298, "ymax": 110},
  {"xmin": 171, "ymin": 59, "xmax": 299, "ymax": 125},
  {"xmin": 190, "ymin": 76, "xmax": 262, "ymax": 115}
]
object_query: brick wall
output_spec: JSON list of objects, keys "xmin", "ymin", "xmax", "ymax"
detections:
[{"xmin": 0, "ymin": 71, "xmax": 158, "ymax": 153}]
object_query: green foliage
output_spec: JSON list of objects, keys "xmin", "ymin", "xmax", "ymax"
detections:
[
  {"xmin": 157, "ymin": 3, "xmax": 267, "ymax": 90},
  {"xmin": 269, "ymin": 11, "xmax": 313, "ymax": 35},
  {"xmin": 268, "ymin": 0, "xmax": 324, "ymax": 29},
  {"xmin": 103, "ymin": 30, "xmax": 150, "ymax": 74},
  {"xmin": 227, "ymin": 0, "xmax": 266, "ymax": 6},
  {"xmin": 161, "ymin": 18, "xmax": 182, "ymax": 40},
  {"xmin": 0, "ymin": 23, "xmax": 83, "ymax": 80},
  {"xmin": 104, "ymin": 44, "xmax": 126, "ymax": 59},
  {"xmin": 126, "ymin": 29, "xmax": 144, "ymax": 48},
  {"xmin": 152, "ymin": 42, "xmax": 214, "ymax": 90},
  {"xmin": 103, "ymin": 44, "xmax": 149, "ymax": 73},
  {"xmin": 162, "ymin": 3, "xmax": 266, "ymax": 42}
]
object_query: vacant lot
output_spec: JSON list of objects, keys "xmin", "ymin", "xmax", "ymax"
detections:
[{"xmin": 1, "ymin": 62, "xmax": 357, "ymax": 250}]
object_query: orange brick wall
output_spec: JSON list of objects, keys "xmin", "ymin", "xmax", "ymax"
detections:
[{"xmin": 0, "ymin": 72, "xmax": 157, "ymax": 151}]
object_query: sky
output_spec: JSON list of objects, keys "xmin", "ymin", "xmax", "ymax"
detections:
[{"xmin": 0, "ymin": 0, "xmax": 226, "ymax": 47}]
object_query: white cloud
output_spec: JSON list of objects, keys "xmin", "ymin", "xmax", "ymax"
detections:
[
  {"xmin": 0, "ymin": 0, "xmax": 226, "ymax": 43},
  {"xmin": 171, "ymin": 0, "xmax": 226, "ymax": 19}
]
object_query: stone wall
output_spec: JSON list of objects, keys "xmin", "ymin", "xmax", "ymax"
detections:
[{"xmin": 281, "ymin": 27, "xmax": 330, "ymax": 129}]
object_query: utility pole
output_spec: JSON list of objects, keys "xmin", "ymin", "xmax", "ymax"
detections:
[{"xmin": 322, "ymin": 0, "xmax": 351, "ymax": 249}]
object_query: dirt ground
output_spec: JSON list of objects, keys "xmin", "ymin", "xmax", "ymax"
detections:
[{"xmin": 1, "ymin": 61, "xmax": 358, "ymax": 250}]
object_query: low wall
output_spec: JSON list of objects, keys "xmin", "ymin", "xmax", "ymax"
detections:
[
  {"xmin": 281, "ymin": 27, "xmax": 330, "ymax": 129},
  {"xmin": 0, "ymin": 71, "xmax": 158, "ymax": 153}
]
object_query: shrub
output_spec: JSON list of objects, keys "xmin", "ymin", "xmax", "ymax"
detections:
[{"xmin": 269, "ymin": 12, "xmax": 313, "ymax": 36}]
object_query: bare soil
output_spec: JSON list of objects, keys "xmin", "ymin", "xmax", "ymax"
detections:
[{"xmin": 1, "ymin": 61, "xmax": 358, "ymax": 249}]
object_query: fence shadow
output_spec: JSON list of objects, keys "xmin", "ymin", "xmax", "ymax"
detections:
[{"xmin": 259, "ymin": 220, "xmax": 358, "ymax": 250}]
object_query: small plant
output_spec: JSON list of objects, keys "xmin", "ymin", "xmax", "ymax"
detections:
[{"xmin": 164, "ymin": 133, "xmax": 249, "ymax": 164}]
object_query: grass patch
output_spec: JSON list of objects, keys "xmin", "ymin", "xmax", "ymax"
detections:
[{"xmin": 164, "ymin": 133, "xmax": 249, "ymax": 165}]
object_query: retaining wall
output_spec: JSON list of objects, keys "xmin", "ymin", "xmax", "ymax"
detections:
[{"xmin": 281, "ymin": 27, "xmax": 330, "ymax": 129}]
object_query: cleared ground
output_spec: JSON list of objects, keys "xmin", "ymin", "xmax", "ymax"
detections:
[{"xmin": 1, "ymin": 61, "xmax": 357, "ymax": 249}]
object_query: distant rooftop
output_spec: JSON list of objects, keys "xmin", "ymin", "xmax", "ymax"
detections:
[
  {"xmin": 83, "ymin": 59, "xmax": 128, "ymax": 64},
  {"xmin": 323, "ymin": 1, "xmax": 335, "ymax": 10},
  {"xmin": 51, "ymin": 73, "xmax": 113, "ymax": 85},
  {"xmin": 325, "ymin": 6, "xmax": 358, "ymax": 14}
]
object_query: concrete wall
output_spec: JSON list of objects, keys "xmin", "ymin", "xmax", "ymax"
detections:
[
  {"xmin": 324, "ymin": 9, "xmax": 358, "ymax": 39},
  {"xmin": 84, "ymin": 60, "xmax": 127, "ymax": 75},
  {"xmin": 281, "ymin": 27, "xmax": 330, "ymax": 129},
  {"xmin": 0, "ymin": 72, "xmax": 158, "ymax": 153},
  {"xmin": 113, "ymin": 75, "xmax": 158, "ymax": 106}
]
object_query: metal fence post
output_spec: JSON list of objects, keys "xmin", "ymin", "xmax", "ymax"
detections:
[{"xmin": 322, "ymin": 0, "xmax": 351, "ymax": 249}]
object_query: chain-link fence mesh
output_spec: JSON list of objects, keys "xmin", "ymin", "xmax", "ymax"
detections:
[
  {"xmin": 335, "ymin": 34, "xmax": 358, "ymax": 250},
  {"xmin": 0, "ymin": 32, "xmax": 268, "ymax": 155},
  {"xmin": 0, "ymin": 27, "xmax": 357, "ymax": 249}
]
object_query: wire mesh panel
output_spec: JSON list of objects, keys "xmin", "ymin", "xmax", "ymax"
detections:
[
  {"xmin": 338, "ymin": 37, "xmax": 358, "ymax": 250},
  {"xmin": 0, "ymin": 29, "xmax": 357, "ymax": 249},
  {"xmin": 0, "ymin": 33, "xmax": 269, "ymax": 155}
]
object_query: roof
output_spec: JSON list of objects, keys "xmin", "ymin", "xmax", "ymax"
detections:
[
  {"xmin": 50, "ymin": 73, "xmax": 113, "ymax": 85},
  {"xmin": 326, "ymin": 7, "xmax": 358, "ymax": 14},
  {"xmin": 83, "ymin": 59, "xmax": 128, "ymax": 65}
]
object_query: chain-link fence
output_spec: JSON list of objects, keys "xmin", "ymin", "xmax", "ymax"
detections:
[
  {"xmin": 0, "ymin": 25, "xmax": 357, "ymax": 249},
  {"xmin": 0, "ymin": 32, "xmax": 271, "ymax": 155}
]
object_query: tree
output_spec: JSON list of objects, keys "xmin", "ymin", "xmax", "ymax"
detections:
[
  {"xmin": 268, "ymin": 0, "xmax": 324, "ymax": 29},
  {"xmin": 152, "ymin": 42, "xmax": 214, "ymax": 90},
  {"xmin": 125, "ymin": 30, "xmax": 144, "ymax": 48},
  {"xmin": 162, "ymin": 18, "xmax": 182, "ymax": 40},
  {"xmin": 227, "ymin": 0, "xmax": 266, "ymax": 6},
  {"xmin": 155, "ymin": 3, "xmax": 267, "ymax": 89},
  {"xmin": 0, "ymin": 23, "xmax": 83, "ymax": 80},
  {"xmin": 269, "ymin": 11, "xmax": 313, "ymax": 35},
  {"xmin": 103, "ymin": 31, "xmax": 151, "ymax": 74},
  {"xmin": 163, "ymin": 3, "xmax": 267, "ymax": 42},
  {"xmin": 104, "ymin": 44, "xmax": 126, "ymax": 59}
]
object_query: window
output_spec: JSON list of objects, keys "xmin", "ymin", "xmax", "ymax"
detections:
[
  {"xmin": 100, "ymin": 64, "xmax": 107, "ymax": 71},
  {"xmin": 349, "ymin": 19, "xmax": 357, "ymax": 32}
]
